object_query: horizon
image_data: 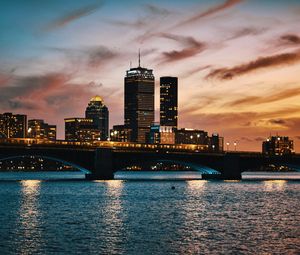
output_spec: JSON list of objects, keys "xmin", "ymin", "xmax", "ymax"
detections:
[{"xmin": 1, "ymin": 0, "xmax": 300, "ymax": 152}]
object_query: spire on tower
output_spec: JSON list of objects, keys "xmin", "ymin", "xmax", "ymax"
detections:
[{"xmin": 138, "ymin": 49, "xmax": 141, "ymax": 67}]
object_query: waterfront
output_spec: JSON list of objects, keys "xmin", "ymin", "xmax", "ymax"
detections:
[{"xmin": 0, "ymin": 172, "xmax": 299, "ymax": 254}]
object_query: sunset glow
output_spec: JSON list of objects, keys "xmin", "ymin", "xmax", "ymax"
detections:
[{"xmin": 1, "ymin": 0, "xmax": 300, "ymax": 151}]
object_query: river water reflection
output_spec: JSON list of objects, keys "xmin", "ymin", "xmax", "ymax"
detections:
[{"xmin": 0, "ymin": 172, "xmax": 299, "ymax": 254}]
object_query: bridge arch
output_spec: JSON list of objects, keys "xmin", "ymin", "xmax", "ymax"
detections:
[
  {"xmin": 0, "ymin": 155, "xmax": 91, "ymax": 174},
  {"xmin": 121, "ymin": 159, "xmax": 221, "ymax": 174}
]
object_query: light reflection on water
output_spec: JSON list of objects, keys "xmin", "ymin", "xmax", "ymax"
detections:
[
  {"xmin": 101, "ymin": 180, "xmax": 124, "ymax": 253},
  {"xmin": 0, "ymin": 173, "xmax": 299, "ymax": 254},
  {"xmin": 18, "ymin": 180, "xmax": 41, "ymax": 254},
  {"xmin": 263, "ymin": 180, "xmax": 287, "ymax": 191}
]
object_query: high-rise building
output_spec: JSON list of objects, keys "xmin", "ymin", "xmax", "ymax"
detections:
[
  {"xmin": 85, "ymin": 96, "xmax": 109, "ymax": 141},
  {"xmin": 160, "ymin": 76, "xmax": 178, "ymax": 128},
  {"xmin": 262, "ymin": 135, "xmax": 294, "ymax": 156},
  {"xmin": 0, "ymin": 112, "xmax": 27, "ymax": 138},
  {"xmin": 28, "ymin": 119, "xmax": 56, "ymax": 141},
  {"xmin": 110, "ymin": 125, "xmax": 132, "ymax": 142},
  {"xmin": 64, "ymin": 118, "xmax": 100, "ymax": 142},
  {"xmin": 124, "ymin": 53, "xmax": 155, "ymax": 143}
]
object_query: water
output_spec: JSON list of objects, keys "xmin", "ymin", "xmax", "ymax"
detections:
[{"xmin": 0, "ymin": 172, "xmax": 299, "ymax": 254}]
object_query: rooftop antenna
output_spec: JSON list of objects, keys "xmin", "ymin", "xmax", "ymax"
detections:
[
  {"xmin": 138, "ymin": 49, "xmax": 141, "ymax": 67},
  {"xmin": 130, "ymin": 61, "xmax": 132, "ymax": 69}
]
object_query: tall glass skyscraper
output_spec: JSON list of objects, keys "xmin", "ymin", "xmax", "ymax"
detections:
[
  {"xmin": 85, "ymin": 96, "xmax": 109, "ymax": 141},
  {"xmin": 160, "ymin": 76, "xmax": 178, "ymax": 128},
  {"xmin": 124, "ymin": 55, "xmax": 155, "ymax": 143}
]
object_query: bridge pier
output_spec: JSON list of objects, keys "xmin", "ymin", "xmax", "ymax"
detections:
[
  {"xmin": 85, "ymin": 148, "xmax": 114, "ymax": 180},
  {"xmin": 222, "ymin": 154, "xmax": 242, "ymax": 180}
]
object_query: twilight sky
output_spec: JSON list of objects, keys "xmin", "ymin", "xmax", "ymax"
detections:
[{"xmin": 1, "ymin": 0, "xmax": 300, "ymax": 151}]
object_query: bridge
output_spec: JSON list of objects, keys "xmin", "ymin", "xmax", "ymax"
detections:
[{"xmin": 0, "ymin": 138, "xmax": 299, "ymax": 180}]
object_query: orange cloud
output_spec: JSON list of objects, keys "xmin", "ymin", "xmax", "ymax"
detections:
[
  {"xmin": 206, "ymin": 49, "xmax": 300, "ymax": 80},
  {"xmin": 227, "ymin": 87, "xmax": 300, "ymax": 107},
  {"xmin": 158, "ymin": 33, "xmax": 206, "ymax": 63}
]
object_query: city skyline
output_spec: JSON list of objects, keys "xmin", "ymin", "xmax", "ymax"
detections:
[{"xmin": 1, "ymin": 0, "xmax": 300, "ymax": 151}]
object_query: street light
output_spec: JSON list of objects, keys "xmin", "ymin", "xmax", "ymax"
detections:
[
  {"xmin": 234, "ymin": 141, "xmax": 237, "ymax": 151},
  {"xmin": 226, "ymin": 142, "xmax": 230, "ymax": 151}
]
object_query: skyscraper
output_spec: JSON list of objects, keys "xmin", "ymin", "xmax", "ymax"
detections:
[
  {"xmin": 160, "ymin": 76, "xmax": 178, "ymax": 128},
  {"xmin": 124, "ymin": 53, "xmax": 155, "ymax": 143},
  {"xmin": 85, "ymin": 96, "xmax": 109, "ymax": 141}
]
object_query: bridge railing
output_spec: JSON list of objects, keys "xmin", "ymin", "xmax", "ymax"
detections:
[{"xmin": 0, "ymin": 138, "xmax": 215, "ymax": 153}]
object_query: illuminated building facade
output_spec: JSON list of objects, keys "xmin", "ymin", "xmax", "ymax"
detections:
[
  {"xmin": 0, "ymin": 112, "xmax": 27, "ymax": 138},
  {"xmin": 85, "ymin": 96, "xmax": 109, "ymax": 141},
  {"xmin": 147, "ymin": 123, "xmax": 175, "ymax": 144},
  {"xmin": 28, "ymin": 119, "xmax": 56, "ymax": 141},
  {"xmin": 160, "ymin": 76, "xmax": 178, "ymax": 128},
  {"xmin": 262, "ymin": 135, "xmax": 294, "ymax": 155},
  {"xmin": 124, "ymin": 54, "xmax": 155, "ymax": 143},
  {"xmin": 175, "ymin": 128, "xmax": 209, "ymax": 145},
  {"xmin": 110, "ymin": 125, "xmax": 132, "ymax": 142},
  {"xmin": 64, "ymin": 118, "xmax": 100, "ymax": 142},
  {"xmin": 209, "ymin": 133, "xmax": 224, "ymax": 152}
]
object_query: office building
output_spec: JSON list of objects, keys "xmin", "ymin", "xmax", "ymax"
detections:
[
  {"xmin": 262, "ymin": 135, "xmax": 294, "ymax": 156},
  {"xmin": 0, "ymin": 112, "xmax": 27, "ymax": 138},
  {"xmin": 28, "ymin": 119, "xmax": 56, "ymax": 141},
  {"xmin": 175, "ymin": 128, "xmax": 209, "ymax": 145},
  {"xmin": 124, "ymin": 53, "xmax": 155, "ymax": 143},
  {"xmin": 110, "ymin": 125, "xmax": 132, "ymax": 142},
  {"xmin": 64, "ymin": 118, "xmax": 100, "ymax": 142},
  {"xmin": 160, "ymin": 76, "xmax": 178, "ymax": 128},
  {"xmin": 209, "ymin": 133, "xmax": 224, "ymax": 152},
  {"xmin": 85, "ymin": 96, "xmax": 109, "ymax": 141},
  {"xmin": 147, "ymin": 123, "xmax": 175, "ymax": 144}
]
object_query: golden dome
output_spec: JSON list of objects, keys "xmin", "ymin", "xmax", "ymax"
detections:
[{"xmin": 90, "ymin": 95, "xmax": 103, "ymax": 102}]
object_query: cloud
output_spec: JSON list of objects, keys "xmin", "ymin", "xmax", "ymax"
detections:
[
  {"xmin": 108, "ymin": 4, "xmax": 172, "ymax": 31},
  {"xmin": 107, "ymin": 19, "xmax": 147, "ymax": 29},
  {"xmin": 240, "ymin": 137, "xmax": 253, "ymax": 142},
  {"xmin": 268, "ymin": 119, "xmax": 287, "ymax": 125},
  {"xmin": 227, "ymin": 87, "xmax": 300, "ymax": 107},
  {"xmin": 254, "ymin": 137, "xmax": 265, "ymax": 142},
  {"xmin": 87, "ymin": 46, "xmax": 118, "ymax": 68},
  {"xmin": 44, "ymin": 2, "xmax": 103, "ymax": 31},
  {"xmin": 280, "ymin": 34, "xmax": 300, "ymax": 45},
  {"xmin": 227, "ymin": 27, "xmax": 267, "ymax": 40},
  {"xmin": 174, "ymin": 0, "xmax": 243, "ymax": 28},
  {"xmin": 158, "ymin": 33, "xmax": 206, "ymax": 63},
  {"xmin": 50, "ymin": 45, "xmax": 120, "ymax": 70},
  {"xmin": 183, "ymin": 65, "xmax": 211, "ymax": 78},
  {"xmin": 144, "ymin": 4, "xmax": 173, "ymax": 16},
  {"xmin": 0, "ymin": 72, "xmax": 13, "ymax": 87},
  {"xmin": 206, "ymin": 49, "xmax": 300, "ymax": 80},
  {"xmin": 0, "ymin": 71, "xmax": 123, "ymax": 138}
]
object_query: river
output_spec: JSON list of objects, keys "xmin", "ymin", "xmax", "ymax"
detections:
[{"xmin": 0, "ymin": 171, "xmax": 299, "ymax": 254}]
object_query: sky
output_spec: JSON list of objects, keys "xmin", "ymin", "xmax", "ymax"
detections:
[{"xmin": 0, "ymin": 0, "xmax": 300, "ymax": 152}]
